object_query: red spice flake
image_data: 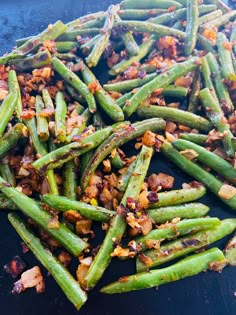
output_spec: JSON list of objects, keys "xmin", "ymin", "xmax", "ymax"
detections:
[{"xmin": 4, "ymin": 256, "xmax": 27, "ymax": 278}]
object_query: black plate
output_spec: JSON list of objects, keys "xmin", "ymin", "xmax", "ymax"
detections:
[{"xmin": 0, "ymin": 1, "xmax": 236, "ymax": 314}]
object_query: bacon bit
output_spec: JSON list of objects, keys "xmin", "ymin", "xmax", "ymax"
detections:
[
  {"xmin": 107, "ymin": 52, "xmax": 120, "ymax": 68},
  {"xmin": 111, "ymin": 246, "xmax": 130, "ymax": 257},
  {"xmin": 47, "ymin": 216, "xmax": 60, "ymax": 229},
  {"xmin": 20, "ymin": 110, "xmax": 36, "ymax": 119},
  {"xmin": 178, "ymin": 124, "xmax": 192, "ymax": 132},
  {"xmin": 218, "ymin": 184, "xmax": 236, "ymax": 200},
  {"xmin": 148, "ymin": 173, "xmax": 175, "ymax": 191},
  {"xmin": 116, "ymin": 204, "xmax": 129, "ymax": 219},
  {"xmin": 4, "ymin": 256, "xmax": 27, "ymax": 278},
  {"xmin": 58, "ymin": 252, "xmax": 72, "ymax": 267},
  {"xmin": 141, "ymin": 130, "xmax": 156, "ymax": 147},
  {"xmin": 209, "ymin": 259, "xmax": 228, "ymax": 272},
  {"xmin": 89, "ymin": 174, "xmax": 102, "ymax": 186},
  {"xmin": 165, "ymin": 131, "xmax": 176, "ymax": 143},
  {"xmin": 19, "ymin": 266, "xmax": 45, "ymax": 294},
  {"xmin": 138, "ymin": 214, "xmax": 153, "ymax": 235},
  {"xmin": 38, "ymin": 108, "xmax": 55, "ymax": 117},
  {"xmin": 223, "ymin": 41, "xmax": 234, "ymax": 52},
  {"xmin": 87, "ymin": 81, "xmax": 101, "ymax": 94},
  {"xmin": 145, "ymin": 239, "xmax": 161, "ymax": 250},
  {"xmin": 123, "ymin": 66, "xmax": 139, "ymax": 80},
  {"xmin": 75, "ymin": 219, "xmax": 92, "ymax": 235},
  {"xmin": 100, "ymin": 187, "xmax": 113, "ymax": 208},
  {"xmin": 126, "ymin": 213, "xmax": 141, "ymax": 229},
  {"xmin": 153, "ymin": 88, "xmax": 164, "ymax": 96},
  {"xmin": 167, "ymin": 102, "xmax": 179, "ymax": 108},
  {"xmin": 175, "ymin": 76, "xmax": 192, "ymax": 88},
  {"xmin": 43, "ymin": 40, "xmax": 57, "ymax": 53},
  {"xmin": 202, "ymin": 29, "xmax": 217, "ymax": 43},
  {"xmin": 137, "ymin": 190, "xmax": 149, "ymax": 210},
  {"xmin": 138, "ymin": 254, "xmax": 153, "ymax": 266},
  {"xmin": 103, "ymin": 159, "xmax": 111, "ymax": 173},
  {"xmin": 165, "ymin": 121, "xmax": 177, "ymax": 134},
  {"xmin": 167, "ymin": 5, "xmax": 176, "ymax": 12},
  {"xmin": 63, "ymin": 210, "xmax": 83, "ymax": 223},
  {"xmin": 180, "ymin": 149, "xmax": 199, "ymax": 160},
  {"xmin": 118, "ymin": 276, "xmax": 129, "ymax": 283},
  {"xmin": 76, "ymin": 264, "xmax": 89, "ymax": 286}
]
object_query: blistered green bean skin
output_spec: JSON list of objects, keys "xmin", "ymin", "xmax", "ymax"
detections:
[
  {"xmin": 224, "ymin": 234, "xmax": 236, "ymax": 266},
  {"xmin": 184, "ymin": 0, "xmax": 199, "ymax": 55}
]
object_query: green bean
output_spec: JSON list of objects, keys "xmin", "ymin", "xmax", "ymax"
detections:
[
  {"xmin": 0, "ymin": 193, "xmax": 18, "ymax": 210},
  {"xmin": 115, "ymin": 13, "xmax": 139, "ymax": 56},
  {"xmin": 35, "ymin": 95, "xmax": 49, "ymax": 142},
  {"xmin": 86, "ymin": 5, "xmax": 117, "ymax": 67},
  {"xmin": 8, "ymin": 70, "xmax": 22, "ymax": 119},
  {"xmin": 217, "ymin": 32, "xmax": 236, "ymax": 81},
  {"xmin": 0, "ymin": 175, "xmax": 87, "ymax": 256},
  {"xmin": 173, "ymin": 139, "xmax": 236, "ymax": 185},
  {"xmin": 136, "ymin": 219, "xmax": 234, "ymax": 272},
  {"xmin": 197, "ymin": 34, "xmax": 216, "ymax": 54},
  {"xmin": 66, "ymin": 108, "xmax": 91, "ymax": 143},
  {"xmin": 172, "ymin": 21, "xmax": 184, "ymax": 31},
  {"xmin": 136, "ymin": 217, "xmax": 220, "ymax": 252},
  {"xmin": 162, "ymin": 85, "xmax": 188, "ymax": 98},
  {"xmin": 115, "ymin": 21, "xmax": 186, "ymax": 39},
  {"xmin": 161, "ymin": 141, "xmax": 236, "ymax": 210},
  {"xmin": 198, "ymin": 10, "xmax": 223, "ymax": 25},
  {"xmin": 121, "ymin": 0, "xmax": 183, "ymax": 10},
  {"xmin": 57, "ymin": 28, "xmax": 100, "ymax": 41},
  {"xmin": 10, "ymin": 49, "xmax": 51, "ymax": 71},
  {"xmin": 0, "ymin": 160, "xmax": 16, "ymax": 187},
  {"xmin": 80, "ymin": 35, "xmax": 101, "ymax": 53},
  {"xmin": 202, "ymin": 10, "xmax": 236, "ymax": 29},
  {"xmin": 123, "ymin": 57, "xmax": 199, "ymax": 117},
  {"xmin": 101, "ymin": 248, "xmax": 226, "ymax": 294},
  {"xmin": 118, "ymin": 9, "xmax": 167, "ymax": 20},
  {"xmin": 137, "ymin": 105, "xmax": 212, "ymax": 133},
  {"xmin": 199, "ymin": 88, "xmax": 234, "ymax": 157},
  {"xmin": 148, "ymin": 186, "xmax": 207, "ymax": 209},
  {"xmin": 205, "ymin": 0, "xmax": 231, "ymax": 13},
  {"xmin": 83, "ymin": 145, "xmax": 153, "ymax": 289},
  {"xmin": 116, "ymin": 159, "xmax": 136, "ymax": 192},
  {"xmin": 33, "ymin": 126, "xmax": 114, "ymax": 173},
  {"xmin": 55, "ymin": 92, "xmax": 67, "ymax": 142},
  {"xmin": 51, "ymin": 57, "xmax": 96, "ymax": 112},
  {"xmin": 200, "ymin": 56, "xmax": 219, "ymax": 103},
  {"xmin": 179, "ymin": 133, "xmax": 207, "ymax": 145},
  {"xmin": 0, "ymin": 92, "xmax": 17, "ymax": 137},
  {"xmin": 63, "ymin": 160, "xmax": 77, "ymax": 200},
  {"xmin": 42, "ymin": 194, "xmax": 115, "ymax": 222},
  {"xmin": 148, "ymin": 203, "xmax": 210, "ymax": 224},
  {"xmin": 109, "ymin": 37, "xmax": 156, "ymax": 76},
  {"xmin": 230, "ymin": 20, "xmax": 236, "ymax": 55},
  {"xmin": 78, "ymin": 58, "xmax": 124, "ymax": 121},
  {"xmin": 184, "ymin": 0, "xmax": 199, "ymax": 56},
  {"xmin": 110, "ymin": 151, "xmax": 125, "ymax": 169},
  {"xmin": 188, "ymin": 70, "xmax": 201, "ymax": 113},
  {"xmin": 0, "ymin": 123, "xmax": 26, "ymax": 159},
  {"xmin": 55, "ymin": 41, "xmax": 78, "ymax": 53},
  {"xmin": 93, "ymin": 111, "xmax": 105, "ymax": 130},
  {"xmin": 80, "ymin": 118, "xmax": 166, "ymax": 190},
  {"xmin": 8, "ymin": 213, "xmax": 87, "ymax": 310},
  {"xmin": 224, "ymin": 234, "xmax": 236, "ymax": 266},
  {"xmin": 67, "ymin": 11, "xmax": 106, "ymax": 29},
  {"xmin": 205, "ymin": 52, "xmax": 234, "ymax": 113},
  {"xmin": 42, "ymin": 89, "xmax": 55, "ymax": 111}
]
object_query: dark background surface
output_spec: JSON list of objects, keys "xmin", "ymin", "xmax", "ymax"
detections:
[{"xmin": 0, "ymin": 0, "xmax": 236, "ymax": 314}]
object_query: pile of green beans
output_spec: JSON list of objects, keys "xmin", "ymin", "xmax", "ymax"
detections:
[{"xmin": 0, "ymin": 0, "xmax": 235, "ymax": 311}]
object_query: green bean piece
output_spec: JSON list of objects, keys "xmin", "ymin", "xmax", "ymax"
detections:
[
  {"xmin": 10, "ymin": 50, "xmax": 52, "ymax": 71},
  {"xmin": 114, "ymin": 13, "xmax": 139, "ymax": 56},
  {"xmin": 200, "ymin": 56, "xmax": 219, "ymax": 103},
  {"xmin": 188, "ymin": 70, "xmax": 201, "ymax": 113},
  {"xmin": 205, "ymin": 0, "xmax": 230, "ymax": 13},
  {"xmin": 224, "ymin": 234, "xmax": 236, "ymax": 266},
  {"xmin": 8, "ymin": 70, "xmax": 22, "ymax": 119},
  {"xmin": 217, "ymin": 32, "xmax": 236, "ymax": 81},
  {"xmin": 0, "ymin": 160, "xmax": 16, "ymax": 187},
  {"xmin": 109, "ymin": 37, "xmax": 156, "ymax": 76},
  {"xmin": 172, "ymin": 21, "xmax": 184, "ymax": 31},
  {"xmin": 104, "ymin": 73, "xmax": 156, "ymax": 93},
  {"xmin": 121, "ymin": 0, "xmax": 183, "ymax": 10},
  {"xmin": 55, "ymin": 92, "xmax": 67, "ymax": 142},
  {"xmin": 0, "ymin": 92, "xmax": 18, "ymax": 137},
  {"xmin": 57, "ymin": 28, "xmax": 100, "ymax": 41},
  {"xmin": 136, "ymin": 219, "xmax": 235, "ymax": 272},
  {"xmin": 0, "ymin": 175, "xmax": 87, "ymax": 256},
  {"xmin": 66, "ymin": 108, "xmax": 91, "ymax": 143},
  {"xmin": 101, "ymin": 248, "xmax": 226, "ymax": 294},
  {"xmin": 117, "ymin": 159, "xmax": 137, "ymax": 192},
  {"xmin": 173, "ymin": 139, "xmax": 236, "ymax": 185},
  {"xmin": 205, "ymin": 52, "xmax": 234, "ymax": 113},
  {"xmin": 184, "ymin": 0, "xmax": 199, "ymax": 56},
  {"xmin": 80, "ymin": 118, "xmax": 166, "ymax": 190},
  {"xmin": 198, "ymin": 9, "xmax": 223, "ymax": 25},
  {"xmin": 230, "ymin": 20, "xmax": 236, "ymax": 55},
  {"xmin": 0, "ymin": 193, "xmax": 18, "ymax": 210},
  {"xmin": 42, "ymin": 88, "xmax": 55, "ymax": 111},
  {"xmin": 137, "ymin": 105, "xmax": 212, "ymax": 133},
  {"xmin": 0, "ymin": 123, "xmax": 26, "ymax": 159},
  {"xmin": 93, "ymin": 111, "xmax": 105, "ymax": 130},
  {"xmin": 202, "ymin": 10, "xmax": 236, "ymax": 30},
  {"xmin": 86, "ymin": 5, "xmax": 117, "ymax": 67},
  {"xmin": 35, "ymin": 95, "xmax": 49, "ymax": 142},
  {"xmin": 51, "ymin": 57, "xmax": 96, "ymax": 112},
  {"xmin": 83, "ymin": 145, "xmax": 153, "ymax": 289},
  {"xmin": 33, "ymin": 126, "xmax": 114, "ymax": 173},
  {"xmin": 55, "ymin": 41, "xmax": 78, "ymax": 53},
  {"xmin": 80, "ymin": 35, "xmax": 101, "ymax": 53},
  {"xmin": 42, "ymin": 194, "xmax": 115, "ymax": 222},
  {"xmin": 179, "ymin": 133, "xmax": 207, "ymax": 145},
  {"xmin": 118, "ymin": 9, "xmax": 167, "ymax": 20},
  {"xmin": 110, "ymin": 150, "xmax": 125, "ymax": 169},
  {"xmin": 136, "ymin": 217, "xmax": 220, "ymax": 252},
  {"xmin": 8, "ymin": 213, "xmax": 87, "ymax": 310},
  {"xmin": 148, "ymin": 186, "xmax": 206, "ymax": 209},
  {"xmin": 197, "ymin": 34, "xmax": 216, "ymax": 54},
  {"xmin": 15, "ymin": 35, "xmax": 33, "ymax": 47},
  {"xmin": 199, "ymin": 88, "xmax": 234, "ymax": 157},
  {"xmin": 63, "ymin": 160, "xmax": 77, "ymax": 200},
  {"xmin": 115, "ymin": 21, "xmax": 186, "ymax": 40},
  {"xmin": 148, "ymin": 203, "xmax": 210, "ymax": 224},
  {"xmin": 79, "ymin": 58, "xmax": 124, "ymax": 121},
  {"xmin": 162, "ymin": 85, "xmax": 188, "ymax": 98},
  {"xmin": 161, "ymin": 141, "xmax": 236, "ymax": 210},
  {"xmin": 67, "ymin": 11, "xmax": 106, "ymax": 29},
  {"xmin": 124, "ymin": 57, "xmax": 199, "ymax": 117}
]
